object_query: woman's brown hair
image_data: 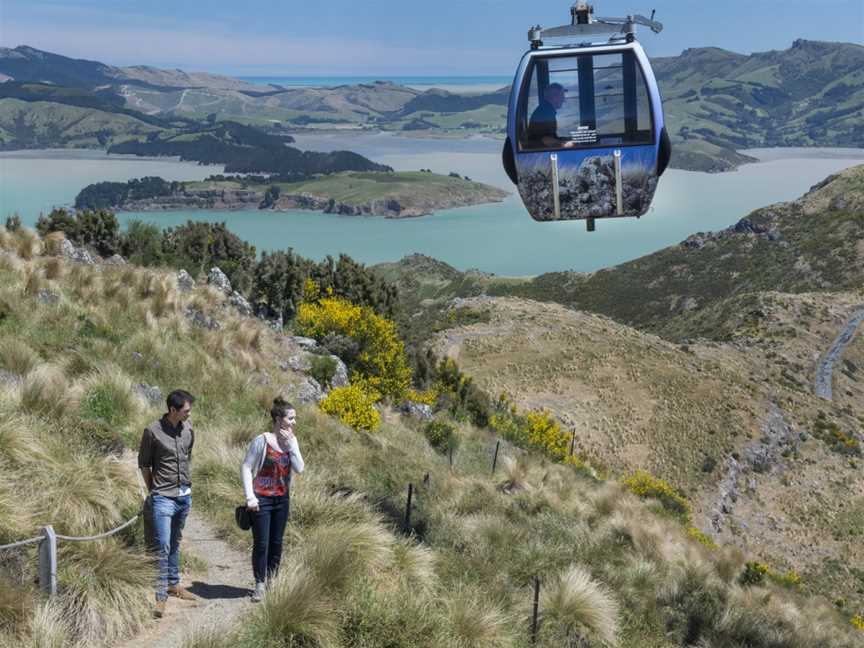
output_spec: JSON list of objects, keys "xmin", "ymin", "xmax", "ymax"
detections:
[{"xmin": 270, "ymin": 396, "xmax": 294, "ymax": 421}]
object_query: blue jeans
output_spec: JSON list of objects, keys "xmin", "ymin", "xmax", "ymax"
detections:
[
  {"xmin": 151, "ymin": 494, "xmax": 191, "ymax": 601},
  {"xmin": 251, "ymin": 495, "xmax": 289, "ymax": 584}
]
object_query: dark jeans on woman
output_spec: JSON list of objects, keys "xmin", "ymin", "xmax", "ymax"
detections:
[{"xmin": 251, "ymin": 494, "xmax": 289, "ymax": 584}]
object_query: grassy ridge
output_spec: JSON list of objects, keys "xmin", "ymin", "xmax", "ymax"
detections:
[{"xmin": 0, "ymin": 228, "xmax": 861, "ymax": 646}]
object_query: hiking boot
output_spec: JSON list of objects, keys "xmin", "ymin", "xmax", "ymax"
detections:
[
  {"xmin": 167, "ymin": 585, "xmax": 197, "ymax": 601},
  {"xmin": 251, "ymin": 581, "xmax": 266, "ymax": 603},
  {"xmin": 154, "ymin": 599, "xmax": 167, "ymax": 618}
]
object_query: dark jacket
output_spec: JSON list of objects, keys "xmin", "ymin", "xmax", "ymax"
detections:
[
  {"xmin": 138, "ymin": 416, "xmax": 194, "ymax": 497},
  {"xmin": 527, "ymin": 100, "xmax": 558, "ymax": 145}
]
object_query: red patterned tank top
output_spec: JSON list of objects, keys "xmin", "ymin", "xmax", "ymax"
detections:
[{"xmin": 253, "ymin": 443, "xmax": 292, "ymax": 497}]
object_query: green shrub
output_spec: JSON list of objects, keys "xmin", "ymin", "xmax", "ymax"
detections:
[
  {"xmin": 623, "ymin": 470, "xmax": 691, "ymax": 522},
  {"xmin": 310, "ymin": 355, "xmax": 338, "ymax": 390},
  {"xmin": 739, "ymin": 561, "xmax": 769, "ymax": 586},
  {"xmin": 423, "ymin": 420, "xmax": 458, "ymax": 454}
]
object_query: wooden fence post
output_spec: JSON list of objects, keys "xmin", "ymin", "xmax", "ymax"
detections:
[
  {"xmin": 491, "ymin": 440, "xmax": 501, "ymax": 475},
  {"xmin": 403, "ymin": 483, "xmax": 414, "ymax": 532},
  {"xmin": 531, "ymin": 575, "xmax": 541, "ymax": 644},
  {"xmin": 38, "ymin": 526, "xmax": 57, "ymax": 596}
]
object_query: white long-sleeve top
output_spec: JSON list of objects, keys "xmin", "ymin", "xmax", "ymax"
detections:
[{"xmin": 241, "ymin": 432, "xmax": 304, "ymax": 507}]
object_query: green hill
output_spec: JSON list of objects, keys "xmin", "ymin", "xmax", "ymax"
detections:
[
  {"xmin": 0, "ymin": 98, "xmax": 164, "ymax": 150},
  {"xmin": 379, "ymin": 164, "xmax": 864, "ymax": 342},
  {"xmin": 0, "ymin": 225, "xmax": 862, "ymax": 647},
  {"xmin": 656, "ymin": 40, "xmax": 864, "ymax": 170}
]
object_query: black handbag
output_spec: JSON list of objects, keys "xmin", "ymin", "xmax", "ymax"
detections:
[{"xmin": 235, "ymin": 505, "xmax": 252, "ymax": 530}]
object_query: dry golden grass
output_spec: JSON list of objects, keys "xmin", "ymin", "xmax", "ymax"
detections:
[
  {"xmin": 437, "ymin": 586, "xmax": 516, "ymax": 648},
  {"xmin": 254, "ymin": 563, "xmax": 339, "ymax": 647},
  {"xmin": 20, "ymin": 364, "xmax": 78, "ymax": 419},
  {"xmin": 42, "ymin": 232, "xmax": 67, "ymax": 257},
  {"xmin": 43, "ymin": 257, "xmax": 64, "ymax": 281},
  {"xmin": 14, "ymin": 228, "xmax": 42, "ymax": 260},
  {"xmin": 0, "ymin": 339, "xmax": 40, "ymax": 376},
  {"xmin": 22, "ymin": 267, "xmax": 43, "ymax": 297},
  {"xmin": 540, "ymin": 564, "xmax": 620, "ymax": 646}
]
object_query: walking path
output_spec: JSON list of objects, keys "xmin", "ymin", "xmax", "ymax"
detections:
[
  {"xmin": 814, "ymin": 307, "xmax": 864, "ymax": 401},
  {"xmin": 113, "ymin": 510, "xmax": 251, "ymax": 648}
]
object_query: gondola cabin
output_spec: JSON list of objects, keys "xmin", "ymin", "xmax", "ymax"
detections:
[{"xmin": 502, "ymin": 3, "xmax": 671, "ymax": 230}]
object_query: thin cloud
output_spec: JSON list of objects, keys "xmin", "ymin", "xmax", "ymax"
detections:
[{"xmin": 2, "ymin": 22, "xmax": 515, "ymax": 74}]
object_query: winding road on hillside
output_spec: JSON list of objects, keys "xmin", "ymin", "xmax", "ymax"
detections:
[{"xmin": 814, "ymin": 307, "xmax": 864, "ymax": 401}]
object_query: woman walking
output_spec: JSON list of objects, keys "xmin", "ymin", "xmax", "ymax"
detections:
[{"xmin": 241, "ymin": 397, "xmax": 305, "ymax": 601}]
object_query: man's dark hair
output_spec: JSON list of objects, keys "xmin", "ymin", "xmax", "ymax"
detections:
[
  {"xmin": 167, "ymin": 389, "xmax": 195, "ymax": 412},
  {"xmin": 548, "ymin": 82, "xmax": 565, "ymax": 93},
  {"xmin": 270, "ymin": 396, "xmax": 294, "ymax": 421}
]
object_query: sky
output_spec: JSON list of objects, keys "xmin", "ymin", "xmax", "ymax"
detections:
[{"xmin": 1, "ymin": 0, "xmax": 862, "ymax": 76}]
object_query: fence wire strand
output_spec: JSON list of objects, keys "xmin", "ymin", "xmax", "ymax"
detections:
[{"xmin": 0, "ymin": 536, "xmax": 43, "ymax": 551}]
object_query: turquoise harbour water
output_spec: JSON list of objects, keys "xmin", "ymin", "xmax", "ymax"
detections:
[{"xmin": 1, "ymin": 141, "xmax": 863, "ymax": 277}]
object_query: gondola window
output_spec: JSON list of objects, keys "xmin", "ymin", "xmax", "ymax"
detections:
[{"xmin": 518, "ymin": 52, "xmax": 653, "ymax": 152}]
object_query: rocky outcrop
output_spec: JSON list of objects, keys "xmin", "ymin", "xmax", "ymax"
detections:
[{"xmin": 207, "ymin": 267, "xmax": 232, "ymax": 295}]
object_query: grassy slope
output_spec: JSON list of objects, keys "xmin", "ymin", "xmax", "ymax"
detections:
[
  {"xmin": 379, "ymin": 165, "xmax": 864, "ymax": 343},
  {"xmin": 0, "ymin": 231, "xmax": 861, "ymax": 646},
  {"xmin": 0, "ymin": 98, "xmax": 163, "ymax": 149},
  {"xmin": 427, "ymin": 292, "xmax": 864, "ymax": 616},
  {"xmin": 181, "ymin": 172, "xmax": 508, "ymax": 212}
]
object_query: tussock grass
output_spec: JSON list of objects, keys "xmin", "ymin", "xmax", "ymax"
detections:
[
  {"xmin": 55, "ymin": 540, "xmax": 153, "ymax": 645},
  {"xmin": 79, "ymin": 365, "xmax": 141, "ymax": 429},
  {"xmin": 22, "ymin": 601, "xmax": 72, "ymax": 648},
  {"xmin": 0, "ymin": 339, "xmax": 39, "ymax": 377},
  {"xmin": 301, "ymin": 520, "xmax": 394, "ymax": 593},
  {"xmin": 14, "ymin": 228, "xmax": 42, "ymax": 260},
  {"xmin": 0, "ymin": 226, "xmax": 14, "ymax": 253},
  {"xmin": 22, "ymin": 267, "xmax": 43, "ymax": 297},
  {"xmin": 540, "ymin": 564, "xmax": 620, "ymax": 646},
  {"xmin": 20, "ymin": 364, "xmax": 76, "ymax": 419},
  {"xmin": 30, "ymin": 453, "xmax": 140, "ymax": 537},
  {"xmin": 437, "ymin": 586, "xmax": 516, "ymax": 648},
  {"xmin": 42, "ymin": 231, "xmax": 67, "ymax": 257},
  {"xmin": 43, "ymin": 257, "xmax": 64, "ymax": 281},
  {"xmin": 0, "ymin": 574, "xmax": 34, "ymax": 633},
  {"xmin": 68, "ymin": 266, "xmax": 102, "ymax": 302},
  {"xmin": 388, "ymin": 539, "xmax": 437, "ymax": 592},
  {"xmin": 251, "ymin": 562, "xmax": 339, "ymax": 647}
]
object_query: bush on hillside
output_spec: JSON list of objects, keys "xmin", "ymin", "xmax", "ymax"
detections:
[
  {"xmin": 434, "ymin": 357, "xmax": 491, "ymax": 427},
  {"xmin": 298, "ymin": 296, "xmax": 411, "ymax": 400},
  {"xmin": 423, "ymin": 420, "xmax": 458, "ymax": 454},
  {"xmin": 319, "ymin": 383, "xmax": 381, "ymax": 432},
  {"xmin": 162, "ymin": 221, "xmax": 256, "ymax": 293},
  {"xmin": 309, "ymin": 354, "xmax": 338, "ymax": 390},
  {"xmin": 623, "ymin": 470, "xmax": 691, "ymax": 522},
  {"xmin": 36, "ymin": 208, "xmax": 121, "ymax": 256}
]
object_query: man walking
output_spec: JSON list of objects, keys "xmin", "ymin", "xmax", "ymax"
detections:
[{"xmin": 138, "ymin": 389, "xmax": 198, "ymax": 618}]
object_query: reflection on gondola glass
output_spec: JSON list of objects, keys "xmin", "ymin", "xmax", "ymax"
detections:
[{"xmin": 518, "ymin": 52, "xmax": 653, "ymax": 152}]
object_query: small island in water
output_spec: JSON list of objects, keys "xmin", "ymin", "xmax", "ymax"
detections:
[{"xmin": 74, "ymin": 172, "xmax": 509, "ymax": 218}]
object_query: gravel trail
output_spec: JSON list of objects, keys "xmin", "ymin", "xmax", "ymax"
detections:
[
  {"xmin": 814, "ymin": 307, "xmax": 864, "ymax": 401},
  {"xmin": 113, "ymin": 510, "xmax": 252, "ymax": 648}
]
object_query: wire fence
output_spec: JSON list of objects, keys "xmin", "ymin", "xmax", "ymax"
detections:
[{"xmin": 0, "ymin": 468, "xmax": 149, "ymax": 596}]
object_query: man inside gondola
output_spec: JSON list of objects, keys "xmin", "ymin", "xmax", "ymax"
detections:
[{"xmin": 527, "ymin": 83, "xmax": 577, "ymax": 150}]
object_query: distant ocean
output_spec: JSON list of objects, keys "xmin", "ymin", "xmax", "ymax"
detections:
[{"xmin": 239, "ymin": 75, "xmax": 512, "ymax": 93}]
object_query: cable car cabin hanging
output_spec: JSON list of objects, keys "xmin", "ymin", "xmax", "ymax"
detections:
[{"xmin": 502, "ymin": 2, "xmax": 671, "ymax": 231}]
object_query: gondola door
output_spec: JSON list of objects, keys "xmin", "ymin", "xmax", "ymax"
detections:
[{"xmin": 508, "ymin": 44, "xmax": 665, "ymax": 225}]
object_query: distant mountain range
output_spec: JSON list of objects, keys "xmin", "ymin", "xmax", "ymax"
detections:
[{"xmin": 1, "ymin": 41, "xmax": 862, "ymax": 171}]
